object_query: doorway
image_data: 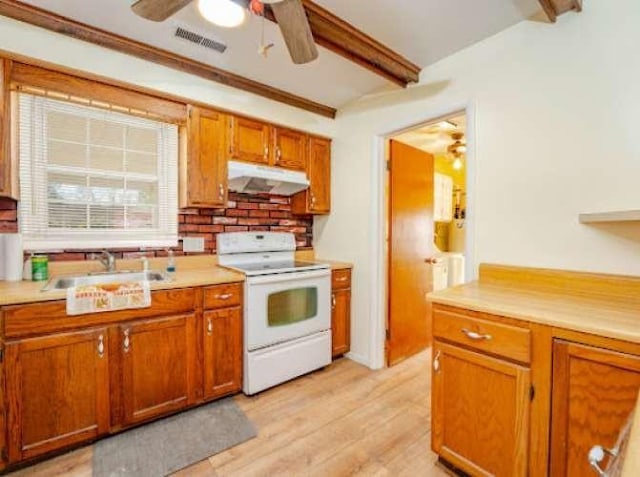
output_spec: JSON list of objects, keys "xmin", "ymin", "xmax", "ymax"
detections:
[{"xmin": 385, "ymin": 113, "xmax": 469, "ymax": 366}]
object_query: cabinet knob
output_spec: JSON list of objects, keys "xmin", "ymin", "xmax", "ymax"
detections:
[
  {"xmin": 264, "ymin": 146, "xmax": 269, "ymax": 159},
  {"xmin": 207, "ymin": 318, "xmax": 213, "ymax": 335},
  {"xmin": 433, "ymin": 350, "xmax": 441, "ymax": 373},
  {"xmin": 276, "ymin": 147, "xmax": 282, "ymax": 162},
  {"xmin": 332, "ymin": 294, "xmax": 336, "ymax": 309},
  {"xmin": 97, "ymin": 334, "xmax": 105, "ymax": 358},
  {"xmin": 215, "ymin": 293, "xmax": 233, "ymax": 300},
  {"xmin": 123, "ymin": 329, "xmax": 131, "ymax": 353},
  {"xmin": 219, "ymin": 184, "xmax": 224, "ymax": 199}
]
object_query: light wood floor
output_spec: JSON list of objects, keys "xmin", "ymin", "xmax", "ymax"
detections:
[{"xmin": 9, "ymin": 350, "xmax": 448, "ymax": 477}]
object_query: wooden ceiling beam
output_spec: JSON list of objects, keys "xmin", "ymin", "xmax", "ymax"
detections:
[
  {"xmin": 0, "ymin": 0, "xmax": 337, "ymax": 118},
  {"xmin": 538, "ymin": 0, "xmax": 583, "ymax": 23},
  {"xmin": 231, "ymin": 0, "xmax": 421, "ymax": 87}
]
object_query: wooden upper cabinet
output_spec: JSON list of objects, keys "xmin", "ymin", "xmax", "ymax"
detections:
[
  {"xmin": 432, "ymin": 341, "xmax": 530, "ymax": 477},
  {"xmin": 118, "ymin": 314, "xmax": 196, "ymax": 426},
  {"xmin": 203, "ymin": 307, "xmax": 243, "ymax": 400},
  {"xmin": 292, "ymin": 136, "xmax": 331, "ymax": 215},
  {"xmin": 181, "ymin": 106, "xmax": 227, "ymax": 208},
  {"xmin": 0, "ymin": 59, "xmax": 15, "ymax": 199},
  {"xmin": 272, "ymin": 126, "xmax": 307, "ymax": 171},
  {"xmin": 229, "ymin": 116, "xmax": 270, "ymax": 165},
  {"xmin": 550, "ymin": 340, "xmax": 640, "ymax": 477},
  {"xmin": 5, "ymin": 328, "xmax": 110, "ymax": 462}
]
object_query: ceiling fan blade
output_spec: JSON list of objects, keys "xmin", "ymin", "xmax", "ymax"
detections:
[
  {"xmin": 131, "ymin": 0, "xmax": 194, "ymax": 22},
  {"xmin": 270, "ymin": 0, "xmax": 318, "ymax": 64}
]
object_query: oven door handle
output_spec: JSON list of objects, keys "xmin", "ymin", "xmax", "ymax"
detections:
[{"xmin": 246, "ymin": 269, "xmax": 330, "ymax": 285}]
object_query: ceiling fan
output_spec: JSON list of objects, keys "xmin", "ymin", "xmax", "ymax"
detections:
[
  {"xmin": 131, "ymin": 0, "xmax": 319, "ymax": 64},
  {"xmin": 447, "ymin": 132, "xmax": 467, "ymax": 156}
]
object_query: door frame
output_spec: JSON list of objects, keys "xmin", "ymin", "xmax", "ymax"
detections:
[{"xmin": 369, "ymin": 102, "xmax": 478, "ymax": 369}]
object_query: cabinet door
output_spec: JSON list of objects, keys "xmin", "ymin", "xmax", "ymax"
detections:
[
  {"xmin": 272, "ymin": 127, "xmax": 307, "ymax": 171},
  {"xmin": 203, "ymin": 308, "xmax": 242, "ymax": 400},
  {"xmin": 5, "ymin": 329, "xmax": 109, "ymax": 462},
  {"xmin": 184, "ymin": 106, "xmax": 227, "ymax": 207},
  {"xmin": 432, "ymin": 341, "xmax": 530, "ymax": 477},
  {"xmin": 229, "ymin": 116, "xmax": 270, "ymax": 165},
  {"xmin": 120, "ymin": 314, "xmax": 196, "ymax": 425},
  {"xmin": 331, "ymin": 288, "xmax": 350, "ymax": 357},
  {"xmin": 550, "ymin": 340, "xmax": 640, "ymax": 477},
  {"xmin": 291, "ymin": 136, "xmax": 331, "ymax": 214}
]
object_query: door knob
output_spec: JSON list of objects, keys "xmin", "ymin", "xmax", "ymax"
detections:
[{"xmin": 425, "ymin": 257, "xmax": 443, "ymax": 264}]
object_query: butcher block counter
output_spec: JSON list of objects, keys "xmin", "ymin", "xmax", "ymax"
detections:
[{"xmin": 428, "ymin": 264, "xmax": 640, "ymax": 477}]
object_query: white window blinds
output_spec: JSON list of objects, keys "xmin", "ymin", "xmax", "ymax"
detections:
[{"xmin": 18, "ymin": 93, "xmax": 178, "ymax": 250}]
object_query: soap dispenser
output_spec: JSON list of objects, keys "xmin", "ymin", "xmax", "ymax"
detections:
[{"xmin": 166, "ymin": 249, "xmax": 176, "ymax": 279}]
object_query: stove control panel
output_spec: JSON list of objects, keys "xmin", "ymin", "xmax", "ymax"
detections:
[{"xmin": 218, "ymin": 232, "xmax": 296, "ymax": 255}]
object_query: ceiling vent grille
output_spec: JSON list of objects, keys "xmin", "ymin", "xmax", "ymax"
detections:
[{"xmin": 175, "ymin": 27, "xmax": 227, "ymax": 53}]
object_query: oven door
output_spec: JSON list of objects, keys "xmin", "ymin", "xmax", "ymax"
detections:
[{"xmin": 245, "ymin": 268, "xmax": 331, "ymax": 351}]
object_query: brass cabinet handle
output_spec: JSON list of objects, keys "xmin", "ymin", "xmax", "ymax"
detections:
[
  {"xmin": 207, "ymin": 318, "xmax": 213, "ymax": 336},
  {"xmin": 275, "ymin": 147, "xmax": 282, "ymax": 162},
  {"xmin": 219, "ymin": 184, "xmax": 224, "ymax": 199},
  {"xmin": 332, "ymin": 294, "xmax": 336, "ymax": 309},
  {"xmin": 336, "ymin": 276, "xmax": 348, "ymax": 282},
  {"xmin": 461, "ymin": 328, "xmax": 492, "ymax": 341},
  {"xmin": 97, "ymin": 334, "xmax": 105, "ymax": 358},
  {"xmin": 215, "ymin": 293, "xmax": 233, "ymax": 300},
  {"xmin": 264, "ymin": 146, "xmax": 269, "ymax": 159},
  {"xmin": 123, "ymin": 329, "xmax": 131, "ymax": 353},
  {"xmin": 433, "ymin": 350, "xmax": 441, "ymax": 373}
]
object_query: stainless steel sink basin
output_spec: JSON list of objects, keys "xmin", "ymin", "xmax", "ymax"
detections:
[{"xmin": 41, "ymin": 270, "xmax": 170, "ymax": 292}]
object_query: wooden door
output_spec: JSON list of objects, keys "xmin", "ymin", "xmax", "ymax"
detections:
[
  {"xmin": 331, "ymin": 288, "xmax": 351, "ymax": 357},
  {"xmin": 229, "ymin": 116, "xmax": 270, "ymax": 165},
  {"xmin": 432, "ymin": 341, "xmax": 530, "ymax": 477},
  {"xmin": 550, "ymin": 340, "xmax": 640, "ymax": 477},
  {"xmin": 387, "ymin": 139, "xmax": 435, "ymax": 365},
  {"xmin": 5, "ymin": 329, "xmax": 110, "ymax": 462},
  {"xmin": 203, "ymin": 308, "xmax": 242, "ymax": 400},
  {"xmin": 120, "ymin": 314, "xmax": 196, "ymax": 425},
  {"xmin": 272, "ymin": 127, "xmax": 307, "ymax": 171},
  {"xmin": 184, "ymin": 106, "xmax": 227, "ymax": 207}
]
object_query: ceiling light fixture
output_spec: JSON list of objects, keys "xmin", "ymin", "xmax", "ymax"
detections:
[
  {"xmin": 198, "ymin": 0, "xmax": 247, "ymax": 28},
  {"xmin": 452, "ymin": 157, "xmax": 463, "ymax": 170}
]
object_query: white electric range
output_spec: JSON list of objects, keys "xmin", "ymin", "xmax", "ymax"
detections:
[{"xmin": 217, "ymin": 232, "xmax": 331, "ymax": 395}]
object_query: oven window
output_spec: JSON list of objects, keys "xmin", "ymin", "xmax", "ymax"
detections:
[{"xmin": 267, "ymin": 287, "xmax": 318, "ymax": 327}]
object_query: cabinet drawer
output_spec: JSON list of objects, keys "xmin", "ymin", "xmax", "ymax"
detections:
[
  {"xmin": 2, "ymin": 288, "xmax": 196, "ymax": 339},
  {"xmin": 433, "ymin": 308, "xmax": 531, "ymax": 364},
  {"xmin": 332, "ymin": 269, "xmax": 351, "ymax": 290},
  {"xmin": 203, "ymin": 283, "xmax": 242, "ymax": 309}
]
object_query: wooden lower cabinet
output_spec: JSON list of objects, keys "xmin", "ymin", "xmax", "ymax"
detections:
[
  {"xmin": 203, "ymin": 307, "xmax": 242, "ymax": 399},
  {"xmin": 119, "ymin": 314, "xmax": 196, "ymax": 426},
  {"xmin": 331, "ymin": 288, "xmax": 351, "ymax": 357},
  {"xmin": 431, "ymin": 341, "xmax": 530, "ymax": 477},
  {"xmin": 5, "ymin": 328, "xmax": 110, "ymax": 462},
  {"xmin": 550, "ymin": 340, "xmax": 640, "ymax": 477}
]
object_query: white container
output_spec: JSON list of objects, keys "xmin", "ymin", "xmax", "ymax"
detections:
[{"xmin": 2, "ymin": 233, "xmax": 24, "ymax": 281}]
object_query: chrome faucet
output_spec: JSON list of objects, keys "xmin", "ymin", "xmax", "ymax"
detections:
[{"xmin": 97, "ymin": 250, "xmax": 116, "ymax": 272}]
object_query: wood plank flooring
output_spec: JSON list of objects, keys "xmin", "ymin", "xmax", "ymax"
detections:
[{"xmin": 8, "ymin": 350, "xmax": 448, "ymax": 477}]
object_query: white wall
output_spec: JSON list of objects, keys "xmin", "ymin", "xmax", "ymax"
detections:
[
  {"xmin": 0, "ymin": 16, "xmax": 336, "ymax": 137},
  {"xmin": 315, "ymin": 0, "xmax": 640, "ymax": 367}
]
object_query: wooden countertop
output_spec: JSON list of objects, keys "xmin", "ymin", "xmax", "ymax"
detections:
[
  {"xmin": 0, "ymin": 256, "xmax": 244, "ymax": 306},
  {"xmin": 428, "ymin": 264, "xmax": 640, "ymax": 345}
]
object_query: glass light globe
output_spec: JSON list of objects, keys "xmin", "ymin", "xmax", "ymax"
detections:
[{"xmin": 198, "ymin": 0, "xmax": 246, "ymax": 28}]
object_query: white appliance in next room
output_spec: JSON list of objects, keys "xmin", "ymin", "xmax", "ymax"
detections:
[{"xmin": 217, "ymin": 232, "xmax": 331, "ymax": 395}]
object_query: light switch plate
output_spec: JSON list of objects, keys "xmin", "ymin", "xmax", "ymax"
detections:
[{"xmin": 182, "ymin": 237, "xmax": 205, "ymax": 253}]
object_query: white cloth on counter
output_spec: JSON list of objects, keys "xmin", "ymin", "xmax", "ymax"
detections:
[{"xmin": 66, "ymin": 281, "xmax": 151, "ymax": 316}]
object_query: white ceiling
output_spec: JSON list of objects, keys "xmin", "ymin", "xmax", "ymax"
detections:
[
  {"xmin": 394, "ymin": 114, "xmax": 467, "ymax": 155},
  {"xmin": 19, "ymin": 0, "xmax": 543, "ymax": 109}
]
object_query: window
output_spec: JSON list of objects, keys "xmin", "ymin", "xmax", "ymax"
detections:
[{"xmin": 18, "ymin": 94, "xmax": 178, "ymax": 250}]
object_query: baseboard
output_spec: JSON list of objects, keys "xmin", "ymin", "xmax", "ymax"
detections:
[{"xmin": 344, "ymin": 351, "xmax": 372, "ymax": 368}]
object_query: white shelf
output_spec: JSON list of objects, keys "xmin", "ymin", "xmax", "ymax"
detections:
[{"xmin": 579, "ymin": 209, "xmax": 640, "ymax": 224}]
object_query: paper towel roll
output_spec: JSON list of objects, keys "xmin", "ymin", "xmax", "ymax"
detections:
[
  {"xmin": 3, "ymin": 233, "xmax": 24, "ymax": 281},
  {"xmin": 0, "ymin": 234, "xmax": 5, "ymax": 280}
]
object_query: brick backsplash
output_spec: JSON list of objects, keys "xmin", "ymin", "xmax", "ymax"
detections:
[{"xmin": 0, "ymin": 193, "xmax": 313, "ymax": 262}]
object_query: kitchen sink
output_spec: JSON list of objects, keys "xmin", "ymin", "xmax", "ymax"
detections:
[{"xmin": 41, "ymin": 270, "xmax": 170, "ymax": 291}]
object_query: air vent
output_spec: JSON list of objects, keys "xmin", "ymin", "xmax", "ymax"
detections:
[{"xmin": 175, "ymin": 27, "xmax": 227, "ymax": 53}]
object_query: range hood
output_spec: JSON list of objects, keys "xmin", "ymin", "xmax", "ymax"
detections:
[{"xmin": 227, "ymin": 160, "xmax": 309, "ymax": 196}]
